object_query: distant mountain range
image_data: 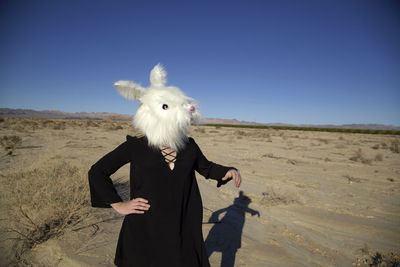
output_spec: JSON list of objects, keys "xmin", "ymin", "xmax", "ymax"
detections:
[
  {"xmin": 1, "ymin": 108, "xmax": 399, "ymax": 130},
  {"xmin": 0, "ymin": 108, "xmax": 132, "ymax": 121}
]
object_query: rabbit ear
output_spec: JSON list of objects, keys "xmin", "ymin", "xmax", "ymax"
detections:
[
  {"xmin": 150, "ymin": 63, "xmax": 167, "ymax": 86},
  {"xmin": 114, "ymin": 80, "xmax": 146, "ymax": 101}
]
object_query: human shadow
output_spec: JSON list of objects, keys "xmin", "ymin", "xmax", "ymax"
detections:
[{"xmin": 204, "ymin": 191, "xmax": 260, "ymax": 267}]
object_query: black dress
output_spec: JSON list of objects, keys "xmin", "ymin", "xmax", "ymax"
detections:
[{"xmin": 88, "ymin": 135, "xmax": 234, "ymax": 267}]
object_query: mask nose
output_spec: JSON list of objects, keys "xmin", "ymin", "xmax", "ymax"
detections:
[{"xmin": 189, "ymin": 106, "xmax": 195, "ymax": 112}]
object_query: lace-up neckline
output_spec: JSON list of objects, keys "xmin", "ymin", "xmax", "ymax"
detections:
[{"xmin": 160, "ymin": 146, "xmax": 177, "ymax": 170}]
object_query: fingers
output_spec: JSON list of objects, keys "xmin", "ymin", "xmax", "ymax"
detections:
[
  {"xmin": 111, "ymin": 198, "xmax": 151, "ymax": 215},
  {"xmin": 235, "ymin": 171, "xmax": 242, "ymax": 188},
  {"xmin": 132, "ymin": 210, "xmax": 145, "ymax": 214},
  {"xmin": 133, "ymin": 200, "xmax": 150, "ymax": 209},
  {"xmin": 221, "ymin": 176, "xmax": 229, "ymax": 181},
  {"xmin": 127, "ymin": 198, "xmax": 151, "ymax": 214},
  {"xmin": 222, "ymin": 170, "xmax": 242, "ymax": 188},
  {"xmin": 232, "ymin": 170, "xmax": 240, "ymax": 188},
  {"xmin": 134, "ymin": 198, "xmax": 148, "ymax": 203},
  {"xmin": 221, "ymin": 172, "xmax": 230, "ymax": 181}
]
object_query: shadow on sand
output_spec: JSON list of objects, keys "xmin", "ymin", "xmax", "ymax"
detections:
[{"xmin": 204, "ymin": 191, "xmax": 260, "ymax": 267}]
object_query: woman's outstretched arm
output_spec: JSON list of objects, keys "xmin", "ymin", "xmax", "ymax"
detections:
[{"xmin": 191, "ymin": 138, "xmax": 241, "ymax": 188}]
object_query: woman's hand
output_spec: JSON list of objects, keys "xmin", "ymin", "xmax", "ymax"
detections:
[
  {"xmin": 111, "ymin": 198, "xmax": 150, "ymax": 215},
  {"xmin": 221, "ymin": 169, "xmax": 242, "ymax": 188}
]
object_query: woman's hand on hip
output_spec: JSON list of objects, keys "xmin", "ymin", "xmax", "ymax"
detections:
[{"xmin": 111, "ymin": 198, "xmax": 150, "ymax": 215}]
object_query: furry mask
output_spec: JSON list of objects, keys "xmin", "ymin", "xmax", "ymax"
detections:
[{"xmin": 114, "ymin": 64, "xmax": 201, "ymax": 151}]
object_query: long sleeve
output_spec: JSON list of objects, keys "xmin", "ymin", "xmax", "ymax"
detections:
[
  {"xmin": 88, "ymin": 140, "xmax": 132, "ymax": 208},
  {"xmin": 190, "ymin": 138, "xmax": 236, "ymax": 187}
]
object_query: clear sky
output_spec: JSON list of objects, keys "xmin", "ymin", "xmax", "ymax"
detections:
[{"xmin": 1, "ymin": 0, "xmax": 399, "ymax": 125}]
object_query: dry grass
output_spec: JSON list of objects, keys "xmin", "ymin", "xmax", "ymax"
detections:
[
  {"xmin": 0, "ymin": 135, "xmax": 22, "ymax": 155},
  {"xmin": 0, "ymin": 160, "xmax": 92, "ymax": 265},
  {"xmin": 354, "ymin": 244, "xmax": 400, "ymax": 267},
  {"xmin": 234, "ymin": 129, "xmax": 273, "ymax": 141}
]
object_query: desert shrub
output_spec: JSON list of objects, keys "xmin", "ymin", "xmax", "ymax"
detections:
[
  {"xmin": 85, "ymin": 120, "xmax": 99, "ymax": 128},
  {"xmin": 0, "ymin": 161, "xmax": 92, "ymax": 262},
  {"xmin": 0, "ymin": 135, "xmax": 22, "ymax": 155},
  {"xmin": 261, "ymin": 153, "xmax": 276, "ymax": 159},
  {"xmin": 231, "ymin": 129, "xmax": 272, "ymax": 140},
  {"xmin": 354, "ymin": 248, "xmax": 400, "ymax": 267},
  {"xmin": 235, "ymin": 130, "xmax": 247, "ymax": 136},
  {"xmin": 286, "ymin": 159, "xmax": 297, "ymax": 165},
  {"xmin": 381, "ymin": 142, "xmax": 388, "ymax": 149},
  {"xmin": 318, "ymin": 138, "xmax": 329, "ymax": 144},
  {"xmin": 0, "ymin": 116, "xmax": 4, "ymax": 122},
  {"xmin": 11, "ymin": 123, "xmax": 26, "ymax": 132},
  {"xmin": 41, "ymin": 119, "xmax": 55, "ymax": 128},
  {"xmin": 106, "ymin": 122, "xmax": 124, "ymax": 130},
  {"xmin": 194, "ymin": 127, "xmax": 206, "ymax": 134},
  {"xmin": 374, "ymin": 154, "xmax": 383, "ymax": 161},
  {"xmin": 52, "ymin": 121, "xmax": 66, "ymax": 130},
  {"xmin": 349, "ymin": 149, "xmax": 372, "ymax": 164},
  {"xmin": 27, "ymin": 120, "xmax": 40, "ymax": 131},
  {"xmin": 67, "ymin": 119, "xmax": 84, "ymax": 128},
  {"xmin": 208, "ymin": 130, "xmax": 219, "ymax": 133},
  {"xmin": 371, "ymin": 144, "xmax": 380, "ymax": 150},
  {"xmin": 344, "ymin": 175, "xmax": 362, "ymax": 184},
  {"xmin": 260, "ymin": 187, "xmax": 299, "ymax": 206},
  {"xmin": 204, "ymin": 123, "xmax": 400, "ymax": 135},
  {"xmin": 258, "ymin": 131, "xmax": 271, "ymax": 138},
  {"xmin": 390, "ymin": 140, "xmax": 399, "ymax": 153}
]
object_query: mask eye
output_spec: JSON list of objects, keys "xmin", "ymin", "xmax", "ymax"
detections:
[{"xmin": 162, "ymin": 104, "xmax": 169, "ymax": 110}]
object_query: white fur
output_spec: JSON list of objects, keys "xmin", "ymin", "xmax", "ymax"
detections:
[
  {"xmin": 149, "ymin": 64, "xmax": 167, "ymax": 87},
  {"xmin": 114, "ymin": 80, "xmax": 145, "ymax": 100},
  {"xmin": 114, "ymin": 64, "xmax": 201, "ymax": 151}
]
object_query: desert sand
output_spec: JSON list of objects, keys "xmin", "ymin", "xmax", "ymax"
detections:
[{"xmin": 0, "ymin": 118, "xmax": 399, "ymax": 266}]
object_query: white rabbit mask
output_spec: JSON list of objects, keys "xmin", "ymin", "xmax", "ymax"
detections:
[{"xmin": 114, "ymin": 64, "xmax": 201, "ymax": 151}]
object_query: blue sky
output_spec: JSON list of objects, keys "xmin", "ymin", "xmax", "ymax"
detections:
[{"xmin": 1, "ymin": 0, "xmax": 399, "ymax": 125}]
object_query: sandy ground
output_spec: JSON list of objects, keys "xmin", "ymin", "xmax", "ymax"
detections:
[{"xmin": 1, "ymin": 120, "xmax": 399, "ymax": 266}]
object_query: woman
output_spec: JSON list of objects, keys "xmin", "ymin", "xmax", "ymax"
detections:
[{"xmin": 88, "ymin": 64, "xmax": 241, "ymax": 266}]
